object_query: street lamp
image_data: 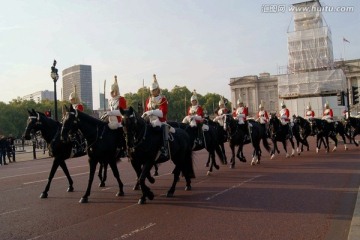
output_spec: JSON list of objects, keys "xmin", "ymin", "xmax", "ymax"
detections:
[{"xmin": 50, "ymin": 60, "xmax": 59, "ymax": 121}]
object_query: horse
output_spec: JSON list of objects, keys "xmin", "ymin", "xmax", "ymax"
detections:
[
  {"xmin": 205, "ymin": 118, "xmax": 228, "ymax": 165},
  {"xmin": 168, "ymin": 117, "xmax": 224, "ymax": 175},
  {"xmin": 345, "ymin": 116, "xmax": 360, "ymax": 147},
  {"xmin": 120, "ymin": 107, "xmax": 195, "ymax": 204},
  {"xmin": 268, "ymin": 113, "xmax": 295, "ymax": 159},
  {"xmin": 60, "ymin": 105, "xmax": 125, "ymax": 203},
  {"xmin": 23, "ymin": 109, "xmax": 75, "ymax": 198},
  {"xmin": 292, "ymin": 115, "xmax": 311, "ymax": 154},
  {"xmin": 309, "ymin": 118, "xmax": 349, "ymax": 153},
  {"xmin": 223, "ymin": 114, "xmax": 271, "ymax": 167}
]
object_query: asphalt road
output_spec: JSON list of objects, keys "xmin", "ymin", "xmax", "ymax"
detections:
[{"xmin": 0, "ymin": 139, "xmax": 359, "ymax": 240}]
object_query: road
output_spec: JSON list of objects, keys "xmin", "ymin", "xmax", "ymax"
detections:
[{"xmin": 0, "ymin": 139, "xmax": 359, "ymax": 240}]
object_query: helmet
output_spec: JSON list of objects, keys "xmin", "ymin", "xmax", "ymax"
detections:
[
  {"xmin": 324, "ymin": 101, "xmax": 329, "ymax": 108},
  {"xmin": 259, "ymin": 99, "xmax": 264, "ymax": 109},
  {"xmin": 111, "ymin": 75, "xmax": 120, "ymax": 96},
  {"xmin": 306, "ymin": 102, "xmax": 311, "ymax": 110},
  {"xmin": 69, "ymin": 84, "xmax": 80, "ymax": 103},
  {"xmin": 281, "ymin": 101, "xmax": 286, "ymax": 108},
  {"xmin": 150, "ymin": 74, "xmax": 159, "ymax": 91},
  {"xmin": 190, "ymin": 90, "xmax": 198, "ymax": 102},
  {"xmin": 219, "ymin": 96, "xmax": 225, "ymax": 106},
  {"xmin": 237, "ymin": 94, "xmax": 243, "ymax": 105}
]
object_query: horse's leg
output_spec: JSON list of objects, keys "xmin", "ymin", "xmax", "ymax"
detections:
[
  {"xmin": 325, "ymin": 136, "xmax": 330, "ymax": 153},
  {"xmin": 236, "ymin": 143, "xmax": 246, "ymax": 163},
  {"xmin": 153, "ymin": 164, "xmax": 159, "ymax": 176},
  {"xmin": 108, "ymin": 160, "xmax": 124, "ymax": 197},
  {"xmin": 130, "ymin": 159, "xmax": 142, "ymax": 190},
  {"xmin": 282, "ymin": 140, "xmax": 289, "ymax": 158},
  {"xmin": 58, "ymin": 159, "xmax": 74, "ymax": 192},
  {"xmin": 330, "ymin": 135, "xmax": 338, "ymax": 152},
  {"xmin": 270, "ymin": 140, "xmax": 277, "ymax": 159},
  {"xmin": 354, "ymin": 129, "xmax": 359, "ymax": 147},
  {"xmin": 289, "ymin": 138, "xmax": 295, "ymax": 157},
  {"xmin": 340, "ymin": 133, "xmax": 348, "ymax": 150},
  {"xmin": 229, "ymin": 142, "xmax": 236, "ymax": 169},
  {"xmin": 220, "ymin": 143, "xmax": 227, "ymax": 164},
  {"xmin": 98, "ymin": 163, "xmax": 107, "ymax": 187},
  {"xmin": 167, "ymin": 167, "xmax": 180, "ymax": 197},
  {"xmin": 79, "ymin": 158, "xmax": 98, "ymax": 203},
  {"xmin": 40, "ymin": 158, "xmax": 61, "ymax": 198},
  {"xmin": 138, "ymin": 160, "xmax": 155, "ymax": 204}
]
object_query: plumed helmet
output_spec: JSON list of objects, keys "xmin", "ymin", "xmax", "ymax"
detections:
[
  {"xmin": 218, "ymin": 96, "xmax": 225, "ymax": 106},
  {"xmin": 68, "ymin": 84, "xmax": 80, "ymax": 103},
  {"xmin": 281, "ymin": 101, "xmax": 286, "ymax": 108},
  {"xmin": 190, "ymin": 90, "xmax": 198, "ymax": 102},
  {"xmin": 237, "ymin": 94, "xmax": 243, "ymax": 105},
  {"xmin": 259, "ymin": 99, "xmax": 264, "ymax": 109},
  {"xmin": 111, "ymin": 75, "xmax": 120, "ymax": 96},
  {"xmin": 324, "ymin": 101, "xmax": 329, "ymax": 108},
  {"xmin": 306, "ymin": 102, "xmax": 311, "ymax": 110},
  {"xmin": 150, "ymin": 74, "xmax": 159, "ymax": 91}
]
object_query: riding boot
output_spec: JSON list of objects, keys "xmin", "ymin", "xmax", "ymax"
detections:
[
  {"xmin": 197, "ymin": 126, "xmax": 203, "ymax": 146},
  {"xmin": 157, "ymin": 125, "xmax": 170, "ymax": 163},
  {"xmin": 117, "ymin": 127, "xmax": 127, "ymax": 159}
]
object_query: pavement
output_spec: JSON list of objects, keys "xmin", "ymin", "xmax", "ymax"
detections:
[{"xmin": 1, "ymin": 145, "xmax": 360, "ymax": 239}]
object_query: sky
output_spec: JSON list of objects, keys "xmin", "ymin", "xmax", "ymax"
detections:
[{"xmin": 0, "ymin": 0, "xmax": 359, "ymax": 109}]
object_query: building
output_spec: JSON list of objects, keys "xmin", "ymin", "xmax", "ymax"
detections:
[
  {"xmin": 22, "ymin": 90, "xmax": 54, "ymax": 103},
  {"xmin": 230, "ymin": 0, "xmax": 360, "ymax": 118},
  {"xmin": 62, "ymin": 65, "xmax": 93, "ymax": 110},
  {"xmin": 99, "ymin": 93, "xmax": 108, "ymax": 111}
]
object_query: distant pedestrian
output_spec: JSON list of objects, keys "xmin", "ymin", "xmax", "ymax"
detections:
[{"xmin": 0, "ymin": 135, "xmax": 8, "ymax": 165}]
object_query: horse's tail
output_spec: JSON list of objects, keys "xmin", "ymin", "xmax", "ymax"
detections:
[
  {"xmin": 215, "ymin": 144, "xmax": 224, "ymax": 162},
  {"xmin": 183, "ymin": 147, "xmax": 195, "ymax": 179},
  {"xmin": 262, "ymin": 134, "xmax": 271, "ymax": 153}
]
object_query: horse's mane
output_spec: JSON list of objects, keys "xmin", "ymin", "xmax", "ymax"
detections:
[{"xmin": 76, "ymin": 109, "xmax": 106, "ymax": 126}]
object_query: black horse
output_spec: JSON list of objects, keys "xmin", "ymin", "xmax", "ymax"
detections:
[
  {"xmin": 309, "ymin": 118, "xmax": 350, "ymax": 153},
  {"xmin": 292, "ymin": 115, "xmax": 311, "ymax": 154},
  {"xmin": 61, "ymin": 105, "xmax": 125, "ymax": 203},
  {"xmin": 345, "ymin": 116, "xmax": 360, "ymax": 147},
  {"xmin": 206, "ymin": 118, "xmax": 228, "ymax": 165},
  {"xmin": 168, "ymin": 118, "xmax": 224, "ymax": 175},
  {"xmin": 268, "ymin": 113, "xmax": 295, "ymax": 159},
  {"xmin": 120, "ymin": 107, "xmax": 195, "ymax": 204},
  {"xmin": 23, "ymin": 109, "xmax": 75, "ymax": 198},
  {"xmin": 223, "ymin": 114, "xmax": 271, "ymax": 168}
]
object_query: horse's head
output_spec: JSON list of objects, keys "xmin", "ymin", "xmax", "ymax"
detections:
[
  {"xmin": 223, "ymin": 113, "xmax": 235, "ymax": 133},
  {"xmin": 268, "ymin": 113, "xmax": 280, "ymax": 136},
  {"xmin": 23, "ymin": 109, "xmax": 43, "ymax": 140},
  {"xmin": 309, "ymin": 118, "xmax": 320, "ymax": 136},
  {"xmin": 120, "ymin": 106, "xmax": 143, "ymax": 152},
  {"xmin": 61, "ymin": 105, "xmax": 79, "ymax": 142}
]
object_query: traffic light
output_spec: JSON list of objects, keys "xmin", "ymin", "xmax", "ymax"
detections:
[
  {"xmin": 352, "ymin": 86, "xmax": 359, "ymax": 105},
  {"xmin": 337, "ymin": 91, "xmax": 345, "ymax": 106}
]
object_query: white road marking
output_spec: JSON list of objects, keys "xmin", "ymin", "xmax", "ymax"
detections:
[
  {"xmin": 114, "ymin": 223, "xmax": 157, "ymax": 240},
  {"xmin": 0, "ymin": 207, "xmax": 29, "ymax": 216},
  {"xmin": 205, "ymin": 175, "xmax": 262, "ymax": 201}
]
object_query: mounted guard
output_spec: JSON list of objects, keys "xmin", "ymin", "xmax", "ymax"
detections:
[
  {"xmin": 105, "ymin": 75, "xmax": 127, "ymax": 158},
  {"xmin": 232, "ymin": 95, "xmax": 250, "ymax": 141},
  {"xmin": 182, "ymin": 90, "xmax": 207, "ymax": 146},
  {"xmin": 142, "ymin": 74, "xmax": 170, "ymax": 162},
  {"xmin": 322, "ymin": 101, "xmax": 333, "ymax": 122},
  {"xmin": 279, "ymin": 100, "xmax": 293, "ymax": 138},
  {"xmin": 305, "ymin": 103, "xmax": 315, "ymax": 120},
  {"xmin": 256, "ymin": 100, "xmax": 269, "ymax": 137}
]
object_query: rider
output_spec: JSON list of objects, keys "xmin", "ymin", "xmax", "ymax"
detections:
[
  {"xmin": 213, "ymin": 96, "xmax": 228, "ymax": 127},
  {"xmin": 182, "ymin": 90, "xmax": 205, "ymax": 146},
  {"xmin": 256, "ymin": 100, "xmax": 269, "ymax": 136},
  {"xmin": 142, "ymin": 74, "xmax": 169, "ymax": 162},
  {"xmin": 279, "ymin": 100, "xmax": 292, "ymax": 138},
  {"xmin": 106, "ymin": 75, "xmax": 127, "ymax": 158},
  {"xmin": 322, "ymin": 101, "xmax": 333, "ymax": 122},
  {"xmin": 233, "ymin": 96, "xmax": 249, "ymax": 141},
  {"xmin": 68, "ymin": 85, "xmax": 86, "ymax": 157},
  {"xmin": 305, "ymin": 103, "xmax": 315, "ymax": 120}
]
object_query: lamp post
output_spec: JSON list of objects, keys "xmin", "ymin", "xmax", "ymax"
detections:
[{"xmin": 50, "ymin": 60, "xmax": 59, "ymax": 121}]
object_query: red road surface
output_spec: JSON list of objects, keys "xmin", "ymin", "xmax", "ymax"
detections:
[{"xmin": 0, "ymin": 138, "xmax": 359, "ymax": 240}]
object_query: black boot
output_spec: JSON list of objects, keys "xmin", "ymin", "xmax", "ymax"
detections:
[{"xmin": 157, "ymin": 125, "xmax": 170, "ymax": 163}]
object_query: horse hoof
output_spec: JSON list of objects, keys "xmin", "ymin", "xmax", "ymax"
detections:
[
  {"xmin": 240, "ymin": 158, "xmax": 246, "ymax": 163},
  {"xmin": 286, "ymin": 154, "xmax": 290, "ymax": 158},
  {"xmin": 79, "ymin": 197, "xmax": 88, "ymax": 203},
  {"xmin": 251, "ymin": 160, "xmax": 255, "ymax": 166},
  {"xmin": 133, "ymin": 184, "xmax": 140, "ymax": 191},
  {"xmin": 205, "ymin": 163, "xmax": 209, "ymax": 167},
  {"xmin": 185, "ymin": 185, "xmax": 192, "ymax": 191},
  {"xmin": 345, "ymin": 147, "xmax": 348, "ymax": 151},
  {"xmin": 40, "ymin": 192, "xmax": 48, "ymax": 199},
  {"xmin": 148, "ymin": 177, "xmax": 155, "ymax": 184},
  {"xmin": 215, "ymin": 165, "xmax": 220, "ymax": 170},
  {"xmin": 147, "ymin": 191, "xmax": 154, "ymax": 200},
  {"xmin": 316, "ymin": 148, "xmax": 319, "ymax": 153},
  {"xmin": 207, "ymin": 171, "xmax": 211, "ymax": 176},
  {"xmin": 332, "ymin": 147, "xmax": 337, "ymax": 152},
  {"xmin": 99, "ymin": 182, "xmax": 105, "ymax": 188},
  {"xmin": 138, "ymin": 198, "xmax": 146, "ymax": 204},
  {"xmin": 166, "ymin": 192, "xmax": 174, "ymax": 198},
  {"xmin": 270, "ymin": 154, "xmax": 275, "ymax": 160},
  {"xmin": 229, "ymin": 164, "xmax": 234, "ymax": 169},
  {"xmin": 153, "ymin": 172, "xmax": 159, "ymax": 176},
  {"xmin": 116, "ymin": 191, "xmax": 125, "ymax": 197},
  {"xmin": 67, "ymin": 186, "xmax": 74, "ymax": 192},
  {"xmin": 256, "ymin": 160, "xmax": 260, "ymax": 164}
]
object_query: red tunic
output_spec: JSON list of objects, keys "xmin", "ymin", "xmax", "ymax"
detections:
[
  {"xmin": 73, "ymin": 103, "xmax": 84, "ymax": 112},
  {"xmin": 187, "ymin": 105, "xmax": 204, "ymax": 124},
  {"xmin": 145, "ymin": 95, "xmax": 168, "ymax": 122}
]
